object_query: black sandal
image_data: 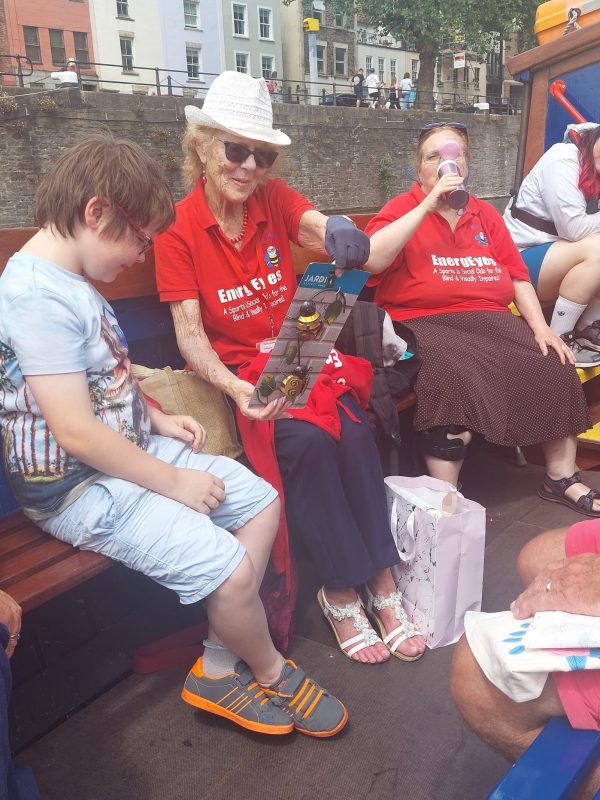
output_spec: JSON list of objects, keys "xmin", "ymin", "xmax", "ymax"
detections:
[{"xmin": 539, "ymin": 472, "xmax": 600, "ymax": 517}]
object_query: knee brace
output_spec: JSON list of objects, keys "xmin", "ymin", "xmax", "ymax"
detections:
[{"xmin": 419, "ymin": 426, "xmax": 470, "ymax": 462}]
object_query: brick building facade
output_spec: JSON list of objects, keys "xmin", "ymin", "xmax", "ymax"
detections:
[{"xmin": 3, "ymin": 0, "xmax": 96, "ymax": 86}]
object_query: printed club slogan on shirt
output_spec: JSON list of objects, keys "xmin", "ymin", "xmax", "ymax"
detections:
[
  {"xmin": 218, "ymin": 245, "xmax": 289, "ymax": 324},
  {"xmin": 248, "ymin": 263, "xmax": 369, "ymax": 410},
  {"xmin": 431, "ymin": 251, "xmax": 503, "ymax": 284}
]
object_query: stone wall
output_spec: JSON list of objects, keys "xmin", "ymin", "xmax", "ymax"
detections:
[{"xmin": 0, "ymin": 89, "xmax": 520, "ymax": 228}]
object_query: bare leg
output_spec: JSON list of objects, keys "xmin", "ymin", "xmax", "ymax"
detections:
[
  {"xmin": 423, "ymin": 430, "xmax": 473, "ymax": 487},
  {"xmin": 536, "ymin": 234, "xmax": 600, "ymax": 305},
  {"xmin": 516, "ymin": 527, "xmax": 570, "ymax": 586},
  {"xmin": 450, "ymin": 634, "xmax": 564, "ymax": 762},
  {"xmin": 542, "ymin": 436, "xmax": 600, "ymax": 511},
  {"xmin": 206, "ymin": 554, "xmax": 284, "ymax": 685},
  {"xmin": 206, "ymin": 498, "xmax": 281, "ymax": 679}
]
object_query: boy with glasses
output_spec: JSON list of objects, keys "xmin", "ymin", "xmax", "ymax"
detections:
[{"xmin": 0, "ymin": 131, "xmax": 347, "ymax": 738}]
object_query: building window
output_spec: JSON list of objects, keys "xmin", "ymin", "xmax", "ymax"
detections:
[
  {"xmin": 186, "ymin": 46, "xmax": 201, "ymax": 78},
  {"xmin": 23, "ymin": 26, "xmax": 41, "ymax": 64},
  {"xmin": 474, "ymin": 67, "xmax": 480, "ymax": 88},
  {"xmin": 233, "ymin": 4, "xmax": 246, "ymax": 36},
  {"xmin": 378, "ymin": 57, "xmax": 385, "ymax": 82},
  {"xmin": 411, "ymin": 59, "xmax": 419, "ymax": 82},
  {"xmin": 261, "ymin": 55, "xmax": 274, "ymax": 79},
  {"xmin": 235, "ymin": 52, "xmax": 249, "ymax": 73},
  {"xmin": 312, "ymin": 0, "xmax": 325, "ymax": 24},
  {"xmin": 334, "ymin": 11, "xmax": 346, "ymax": 27},
  {"xmin": 365, "ymin": 55, "xmax": 372, "ymax": 73},
  {"xmin": 316, "ymin": 44, "xmax": 326, "ymax": 75},
  {"xmin": 436, "ymin": 58, "xmax": 442, "ymax": 84},
  {"xmin": 184, "ymin": 1, "xmax": 199, "ymax": 28},
  {"xmin": 258, "ymin": 7, "xmax": 271, "ymax": 39},
  {"xmin": 335, "ymin": 47, "xmax": 346, "ymax": 77},
  {"xmin": 390, "ymin": 58, "xmax": 396, "ymax": 79},
  {"xmin": 116, "ymin": 0, "xmax": 129, "ymax": 17},
  {"xmin": 73, "ymin": 32, "xmax": 90, "ymax": 66},
  {"xmin": 49, "ymin": 29, "xmax": 66, "ymax": 65},
  {"xmin": 120, "ymin": 37, "xmax": 134, "ymax": 71}
]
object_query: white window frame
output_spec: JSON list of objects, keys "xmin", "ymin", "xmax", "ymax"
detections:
[
  {"xmin": 258, "ymin": 7, "xmax": 272, "ymax": 40},
  {"xmin": 390, "ymin": 58, "xmax": 397, "ymax": 80},
  {"xmin": 334, "ymin": 45, "xmax": 347, "ymax": 78},
  {"xmin": 316, "ymin": 42, "xmax": 326, "ymax": 76},
  {"xmin": 186, "ymin": 44, "xmax": 202, "ymax": 80},
  {"xmin": 116, "ymin": 0, "xmax": 129, "ymax": 18},
  {"xmin": 378, "ymin": 57, "xmax": 385, "ymax": 82},
  {"xmin": 184, "ymin": 0, "xmax": 200, "ymax": 29},
  {"xmin": 365, "ymin": 55, "xmax": 372, "ymax": 73},
  {"xmin": 119, "ymin": 34, "xmax": 134, "ymax": 71},
  {"xmin": 234, "ymin": 51, "xmax": 250, "ymax": 73},
  {"xmin": 334, "ymin": 11, "xmax": 346, "ymax": 27},
  {"xmin": 260, "ymin": 54, "xmax": 274, "ymax": 79},
  {"xmin": 411, "ymin": 58, "xmax": 419, "ymax": 82},
  {"xmin": 232, "ymin": 3, "xmax": 247, "ymax": 37},
  {"xmin": 312, "ymin": 0, "xmax": 325, "ymax": 24}
]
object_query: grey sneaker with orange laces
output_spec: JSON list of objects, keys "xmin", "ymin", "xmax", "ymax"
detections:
[
  {"xmin": 181, "ymin": 657, "xmax": 294, "ymax": 735},
  {"xmin": 263, "ymin": 659, "xmax": 348, "ymax": 738}
]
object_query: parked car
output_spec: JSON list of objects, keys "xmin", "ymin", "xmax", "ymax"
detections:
[{"xmin": 320, "ymin": 92, "xmax": 369, "ymax": 108}]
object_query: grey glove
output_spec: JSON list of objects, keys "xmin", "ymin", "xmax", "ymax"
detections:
[{"xmin": 324, "ymin": 216, "xmax": 370, "ymax": 270}]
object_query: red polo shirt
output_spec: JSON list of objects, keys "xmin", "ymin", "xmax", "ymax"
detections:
[
  {"xmin": 154, "ymin": 178, "xmax": 314, "ymax": 364},
  {"xmin": 365, "ymin": 183, "xmax": 530, "ymax": 322}
]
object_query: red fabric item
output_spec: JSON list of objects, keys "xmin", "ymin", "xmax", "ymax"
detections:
[
  {"xmin": 142, "ymin": 392, "xmax": 162, "ymax": 411},
  {"xmin": 551, "ymin": 520, "xmax": 600, "ymax": 730},
  {"xmin": 154, "ymin": 178, "xmax": 314, "ymax": 364},
  {"xmin": 237, "ymin": 349, "xmax": 373, "ymax": 652},
  {"xmin": 365, "ymin": 182, "xmax": 531, "ymax": 322},
  {"xmin": 237, "ymin": 348, "xmax": 373, "ymax": 576}
]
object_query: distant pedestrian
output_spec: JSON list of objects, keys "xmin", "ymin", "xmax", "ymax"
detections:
[
  {"xmin": 400, "ymin": 72, "xmax": 413, "ymax": 110},
  {"xmin": 50, "ymin": 58, "xmax": 79, "ymax": 88},
  {"xmin": 350, "ymin": 68, "xmax": 364, "ymax": 108},
  {"xmin": 267, "ymin": 71, "xmax": 283, "ymax": 104},
  {"xmin": 365, "ymin": 69, "xmax": 380, "ymax": 109},
  {"xmin": 388, "ymin": 77, "xmax": 399, "ymax": 110}
]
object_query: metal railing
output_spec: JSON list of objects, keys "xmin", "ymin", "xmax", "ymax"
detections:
[{"xmin": 0, "ymin": 54, "xmax": 521, "ymax": 114}]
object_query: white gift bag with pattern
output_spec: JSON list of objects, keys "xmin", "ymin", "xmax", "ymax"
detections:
[{"xmin": 385, "ymin": 475, "xmax": 486, "ymax": 648}]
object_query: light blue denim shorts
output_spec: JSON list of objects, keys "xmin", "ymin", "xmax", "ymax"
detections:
[{"xmin": 40, "ymin": 436, "xmax": 278, "ymax": 604}]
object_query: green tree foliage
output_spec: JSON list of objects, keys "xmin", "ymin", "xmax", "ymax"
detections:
[{"xmin": 286, "ymin": 0, "xmax": 542, "ymax": 107}]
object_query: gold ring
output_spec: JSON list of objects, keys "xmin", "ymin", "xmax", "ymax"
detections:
[{"xmin": 545, "ymin": 581, "xmax": 552, "ymax": 593}]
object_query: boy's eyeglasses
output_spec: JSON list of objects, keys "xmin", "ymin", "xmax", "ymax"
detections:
[
  {"xmin": 215, "ymin": 138, "xmax": 279, "ymax": 169},
  {"xmin": 114, "ymin": 202, "xmax": 154, "ymax": 253},
  {"xmin": 418, "ymin": 122, "xmax": 468, "ymax": 141}
]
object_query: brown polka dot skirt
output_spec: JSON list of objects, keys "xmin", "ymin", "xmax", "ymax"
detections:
[{"xmin": 400, "ymin": 311, "xmax": 591, "ymax": 447}]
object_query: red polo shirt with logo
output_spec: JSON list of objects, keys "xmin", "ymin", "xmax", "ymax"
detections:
[
  {"xmin": 365, "ymin": 182, "xmax": 530, "ymax": 322},
  {"xmin": 154, "ymin": 178, "xmax": 314, "ymax": 364}
]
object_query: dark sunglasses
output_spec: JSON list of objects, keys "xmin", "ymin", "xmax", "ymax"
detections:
[
  {"xmin": 114, "ymin": 202, "xmax": 154, "ymax": 253},
  {"xmin": 418, "ymin": 122, "xmax": 468, "ymax": 141},
  {"xmin": 216, "ymin": 138, "xmax": 279, "ymax": 169}
]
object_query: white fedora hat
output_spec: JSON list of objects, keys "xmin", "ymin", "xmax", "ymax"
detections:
[{"xmin": 185, "ymin": 71, "xmax": 291, "ymax": 146}]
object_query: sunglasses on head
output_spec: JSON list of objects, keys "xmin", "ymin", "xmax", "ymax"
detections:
[
  {"xmin": 114, "ymin": 202, "xmax": 154, "ymax": 253},
  {"xmin": 418, "ymin": 122, "xmax": 468, "ymax": 141},
  {"xmin": 216, "ymin": 138, "xmax": 279, "ymax": 169}
]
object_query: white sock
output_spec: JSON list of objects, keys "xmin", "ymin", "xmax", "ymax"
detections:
[
  {"xmin": 202, "ymin": 640, "xmax": 239, "ymax": 677},
  {"xmin": 550, "ymin": 296, "xmax": 587, "ymax": 335},
  {"xmin": 576, "ymin": 298, "xmax": 600, "ymax": 330}
]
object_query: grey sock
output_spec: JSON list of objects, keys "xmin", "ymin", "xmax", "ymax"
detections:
[{"xmin": 202, "ymin": 640, "xmax": 239, "ymax": 677}]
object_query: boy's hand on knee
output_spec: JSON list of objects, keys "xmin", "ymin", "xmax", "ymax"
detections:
[
  {"xmin": 168, "ymin": 468, "xmax": 226, "ymax": 514},
  {"xmin": 155, "ymin": 413, "xmax": 207, "ymax": 452}
]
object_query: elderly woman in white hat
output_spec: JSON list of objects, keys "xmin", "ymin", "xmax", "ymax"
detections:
[{"xmin": 155, "ymin": 71, "xmax": 425, "ymax": 665}]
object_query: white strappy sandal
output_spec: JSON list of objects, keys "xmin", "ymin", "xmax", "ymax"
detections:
[
  {"xmin": 364, "ymin": 585, "xmax": 424, "ymax": 662},
  {"xmin": 316, "ymin": 587, "xmax": 384, "ymax": 661}
]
